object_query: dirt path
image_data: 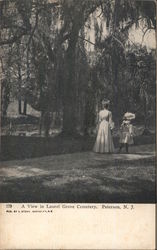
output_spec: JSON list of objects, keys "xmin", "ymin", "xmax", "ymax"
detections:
[{"xmin": 0, "ymin": 144, "xmax": 156, "ymax": 203}]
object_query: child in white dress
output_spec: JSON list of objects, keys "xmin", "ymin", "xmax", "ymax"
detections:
[{"xmin": 118, "ymin": 112, "xmax": 135, "ymax": 153}]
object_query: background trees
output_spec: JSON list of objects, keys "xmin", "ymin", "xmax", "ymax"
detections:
[{"xmin": 0, "ymin": 0, "xmax": 156, "ymax": 136}]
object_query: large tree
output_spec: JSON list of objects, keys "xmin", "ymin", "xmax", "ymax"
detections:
[{"xmin": 0, "ymin": 0, "xmax": 156, "ymax": 135}]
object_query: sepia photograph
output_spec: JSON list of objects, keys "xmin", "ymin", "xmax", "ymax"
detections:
[{"xmin": 0, "ymin": 0, "xmax": 156, "ymax": 204}]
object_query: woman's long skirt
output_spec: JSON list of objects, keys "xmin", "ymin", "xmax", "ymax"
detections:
[{"xmin": 93, "ymin": 120, "xmax": 114, "ymax": 153}]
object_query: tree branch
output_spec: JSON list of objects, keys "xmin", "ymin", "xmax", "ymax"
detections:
[
  {"xmin": 0, "ymin": 30, "xmax": 29, "ymax": 46},
  {"xmin": 78, "ymin": 35, "xmax": 95, "ymax": 46},
  {"xmin": 141, "ymin": 26, "xmax": 154, "ymax": 45},
  {"xmin": 0, "ymin": 57, "xmax": 4, "ymax": 72},
  {"xmin": 27, "ymin": 10, "xmax": 39, "ymax": 48},
  {"xmin": 111, "ymin": 34, "xmax": 125, "ymax": 51}
]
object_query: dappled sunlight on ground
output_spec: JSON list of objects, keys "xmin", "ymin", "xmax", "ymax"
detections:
[{"xmin": 0, "ymin": 144, "xmax": 155, "ymax": 203}]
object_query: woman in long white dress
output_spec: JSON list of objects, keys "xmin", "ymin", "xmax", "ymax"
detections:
[{"xmin": 93, "ymin": 100, "xmax": 115, "ymax": 153}]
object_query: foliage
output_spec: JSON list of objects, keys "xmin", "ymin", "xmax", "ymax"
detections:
[{"xmin": 0, "ymin": 0, "xmax": 156, "ymax": 135}]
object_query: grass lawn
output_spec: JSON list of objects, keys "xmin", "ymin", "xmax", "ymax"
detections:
[
  {"xmin": 0, "ymin": 142, "xmax": 156, "ymax": 203},
  {"xmin": 1, "ymin": 133, "xmax": 155, "ymax": 161}
]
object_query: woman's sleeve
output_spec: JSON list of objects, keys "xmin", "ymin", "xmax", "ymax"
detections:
[
  {"xmin": 98, "ymin": 111, "xmax": 102, "ymax": 123},
  {"xmin": 109, "ymin": 112, "xmax": 114, "ymax": 129}
]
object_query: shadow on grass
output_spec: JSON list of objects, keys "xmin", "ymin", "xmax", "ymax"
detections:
[
  {"xmin": 0, "ymin": 134, "xmax": 156, "ymax": 161},
  {"xmin": 0, "ymin": 167, "xmax": 155, "ymax": 203},
  {"xmin": 0, "ymin": 152, "xmax": 155, "ymax": 203}
]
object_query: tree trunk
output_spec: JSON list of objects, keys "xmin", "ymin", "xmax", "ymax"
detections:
[
  {"xmin": 18, "ymin": 99, "xmax": 22, "ymax": 114},
  {"xmin": 142, "ymin": 97, "xmax": 151, "ymax": 135},
  {"xmin": 23, "ymin": 100, "xmax": 27, "ymax": 115},
  {"xmin": 62, "ymin": 37, "xmax": 78, "ymax": 136},
  {"xmin": 83, "ymin": 86, "xmax": 95, "ymax": 136},
  {"xmin": 39, "ymin": 111, "xmax": 44, "ymax": 135},
  {"xmin": 44, "ymin": 111, "xmax": 52, "ymax": 137},
  {"xmin": 111, "ymin": 52, "xmax": 119, "ymax": 124},
  {"xmin": 144, "ymin": 97, "xmax": 148, "ymax": 129}
]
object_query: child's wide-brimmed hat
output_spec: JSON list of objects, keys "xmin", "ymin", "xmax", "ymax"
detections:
[
  {"xmin": 123, "ymin": 112, "xmax": 135, "ymax": 120},
  {"xmin": 102, "ymin": 99, "xmax": 110, "ymax": 105},
  {"xmin": 122, "ymin": 120, "xmax": 130, "ymax": 125}
]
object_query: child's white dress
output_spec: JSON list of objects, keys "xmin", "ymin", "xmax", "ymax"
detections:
[
  {"xmin": 119, "ymin": 122, "xmax": 134, "ymax": 144},
  {"xmin": 93, "ymin": 109, "xmax": 115, "ymax": 153}
]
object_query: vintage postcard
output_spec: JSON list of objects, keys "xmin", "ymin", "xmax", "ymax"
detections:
[{"xmin": 0, "ymin": 0, "xmax": 156, "ymax": 249}]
